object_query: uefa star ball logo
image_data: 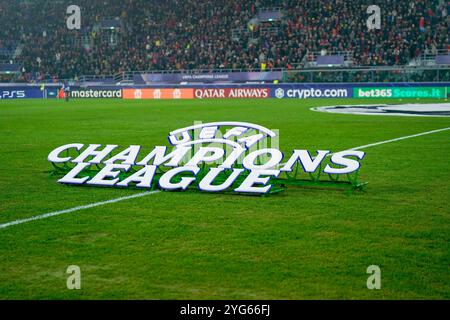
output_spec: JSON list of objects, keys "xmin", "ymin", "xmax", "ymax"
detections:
[
  {"xmin": 48, "ymin": 122, "xmax": 366, "ymax": 195},
  {"xmin": 275, "ymin": 88, "xmax": 285, "ymax": 99}
]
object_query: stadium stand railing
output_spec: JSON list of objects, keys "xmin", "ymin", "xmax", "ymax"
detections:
[
  {"xmin": 417, "ymin": 49, "xmax": 450, "ymax": 66},
  {"xmin": 283, "ymin": 65, "xmax": 450, "ymax": 83},
  {"xmin": 2, "ymin": 66, "xmax": 449, "ymax": 85},
  {"xmin": 302, "ymin": 51, "xmax": 355, "ymax": 68},
  {"xmin": 78, "ymin": 65, "xmax": 449, "ymax": 85}
]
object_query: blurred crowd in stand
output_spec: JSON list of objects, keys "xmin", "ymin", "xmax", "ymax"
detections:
[{"xmin": 0, "ymin": 0, "xmax": 448, "ymax": 81}]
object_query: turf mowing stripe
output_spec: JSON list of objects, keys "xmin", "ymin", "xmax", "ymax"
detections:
[
  {"xmin": 1, "ymin": 126, "xmax": 449, "ymax": 230},
  {"xmin": 0, "ymin": 191, "xmax": 160, "ymax": 229}
]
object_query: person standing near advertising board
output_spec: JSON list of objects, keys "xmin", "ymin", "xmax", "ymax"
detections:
[{"xmin": 63, "ymin": 80, "xmax": 71, "ymax": 102}]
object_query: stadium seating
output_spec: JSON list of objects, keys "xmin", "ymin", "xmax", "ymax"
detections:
[{"xmin": 0, "ymin": 0, "xmax": 448, "ymax": 81}]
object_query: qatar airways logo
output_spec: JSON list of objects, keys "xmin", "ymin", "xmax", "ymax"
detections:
[
  {"xmin": 47, "ymin": 122, "xmax": 365, "ymax": 195},
  {"xmin": 194, "ymin": 88, "xmax": 269, "ymax": 99}
]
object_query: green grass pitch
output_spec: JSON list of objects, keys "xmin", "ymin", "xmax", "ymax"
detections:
[{"xmin": 0, "ymin": 98, "xmax": 449, "ymax": 299}]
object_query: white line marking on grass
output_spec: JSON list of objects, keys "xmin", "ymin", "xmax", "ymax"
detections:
[
  {"xmin": 1, "ymin": 126, "xmax": 450, "ymax": 230},
  {"xmin": 276, "ymin": 127, "xmax": 450, "ymax": 165},
  {"xmin": 0, "ymin": 190, "xmax": 160, "ymax": 229},
  {"xmin": 343, "ymin": 126, "xmax": 450, "ymax": 152}
]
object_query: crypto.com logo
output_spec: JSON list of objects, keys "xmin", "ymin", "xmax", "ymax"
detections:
[
  {"xmin": 274, "ymin": 88, "xmax": 285, "ymax": 99},
  {"xmin": 48, "ymin": 122, "xmax": 365, "ymax": 194}
]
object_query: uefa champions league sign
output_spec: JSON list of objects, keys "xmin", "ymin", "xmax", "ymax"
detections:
[{"xmin": 48, "ymin": 122, "xmax": 366, "ymax": 195}]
